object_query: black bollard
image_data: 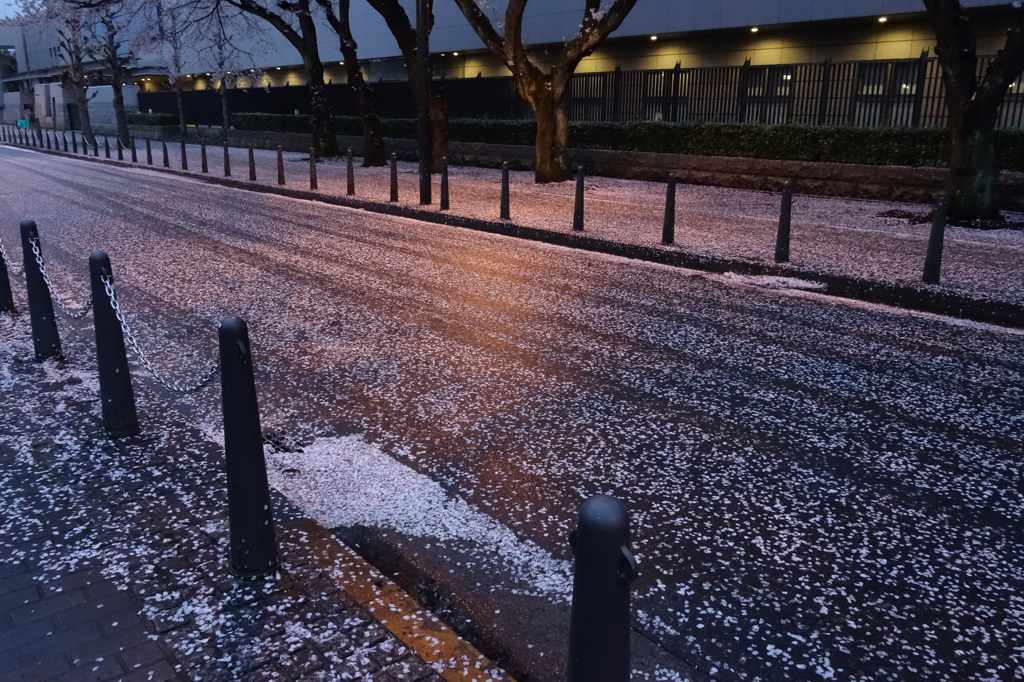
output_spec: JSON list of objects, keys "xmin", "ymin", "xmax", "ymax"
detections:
[
  {"xmin": 131, "ymin": 137, "xmax": 137, "ymax": 163},
  {"xmin": 88, "ymin": 251, "xmax": 139, "ymax": 437},
  {"xmin": 146, "ymin": 138, "xmax": 153, "ymax": 165},
  {"xmin": 93, "ymin": 136, "xmax": 99, "ymax": 157},
  {"xmin": 20, "ymin": 221, "xmax": 62, "ymax": 361},
  {"xmin": 1, "ymin": 127, "xmax": 5, "ymax": 143},
  {"xmin": 309, "ymin": 147, "xmax": 318, "ymax": 190},
  {"xmin": 775, "ymin": 180, "xmax": 794, "ymax": 263},
  {"xmin": 104, "ymin": 136, "xmax": 110, "ymax": 159},
  {"xmin": 71, "ymin": 131, "xmax": 78, "ymax": 154},
  {"xmin": 440, "ymin": 156, "xmax": 449, "ymax": 211},
  {"xmin": 162, "ymin": 141, "xmax": 169, "ymax": 167},
  {"xmin": 923, "ymin": 191, "xmax": 948, "ymax": 285},
  {"xmin": 390, "ymin": 153, "xmax": 398, "ymax": 202},
  {"xmin": 276, "ymin": 146, "xmax": 285, "ymax": 185},
  {"xmin": 223, "ymin": 143, "xmax": 231, "ymax": 177},
  {"xmin": 346, "ymin": 148, "xmax": 355, "ymax": 196},
  {"xmin": 573, "ymin": 165, "xmax": 585, "ymax": 232},
  {"xmin": 248, "ymin": 145, "xmax": 256, "ymax": 181},
  {"xmin": 45, "ymin": 131, "xmax": 51, "ymax": 149},
  {"xmin": 662, "ymin": 176, "xmax": 677, "ymax": 245},
  {"xmin": 567, "ymin": 495, "xmax": 637, "ymax": 682},
  {"xmin": 0, "ymin": 246, "xmax": 14, "ymax": 314},
  {"xmin": 219, "ymin": 317, "xmax": 279, "ymax": 578},
  {"xmin": 180, "ymin": 140, "xmax": 188, "ymax": 170},
  {"xmin": 117, "ymin": 137, "xmax": 124, "ymax": 161},
  {"xmin": 201, "ymin": 142, "xmax": 208, "ymax": 173},
  {"xmin": 500, "ymin": 161, "xmax": 511, "ymax": 221},
  {"xmin": 62, "ymin": 132, "xmax": 68, "ymax": 152}
]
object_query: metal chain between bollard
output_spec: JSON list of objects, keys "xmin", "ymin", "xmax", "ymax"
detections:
[
  {"xmin": 0, "ymin": 236, "xmax": 24, "ymax": 277},
  {"xmin": 101, "ymin": 276, "xmax": 221, "ymax": 393},
  {"xmin": 29, "ymin": 239, "xmax": 93, "ymax": 319}
]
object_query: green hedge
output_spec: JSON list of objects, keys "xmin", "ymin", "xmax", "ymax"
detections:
[
  {"xmin": 229, "ymin": 112, "xmax": 1024, "ymax": 170},
  {"xmin": 127, "ymin": 112, "xmax": 179, "ymax": 126}
]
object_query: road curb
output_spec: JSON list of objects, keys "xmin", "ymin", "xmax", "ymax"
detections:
[{"xmin": 9, "ymin": 141, "xmax": 1023, "ymax": 329}]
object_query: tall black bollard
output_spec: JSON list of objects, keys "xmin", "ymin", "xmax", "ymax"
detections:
[
  {"xmin": 89, "ymin": 252, "xmax": 139, "ymax": 438},
  {"xmin": 390, "ymin": 153, "xmax": 399, "ymax": 202},
  {"xmin": 567, "ymin": 495, "xmax": 637, "ymax": 682},
  {"xmin": 277, "ymin": 146, "xmax": 285, "ymax": 185},
  {"xmin": 775, "ymin": 180, "xmax": 794, "ymax": 263},
  {"xmin": 104, "ymin": 136, "xmax": 110, "ymax": 159},
  {"xmin": 93, "ymin": 136, "xmax": 99, "ymax": 157},
  {"xmin": 1, "ymin": 127, "xmax": 6, "ymax": 143},
  {"xmin": 131, "ymin": 137, "xmax": 137, "ymax": 163},
  {"xmin": 223, "ymin": 143, "xmax": 231, "ymax": 177},
  {"xmin": 309, "ymin": 147, "xmax": 318, "ymax": 190},
  {"xmin": 573, "ymin": 165, "xmax": 585, "ymax": 232},
  {"xmin": 500, "ymin": 161, "xmax": 511, "ymax": 221},
  {"xmin": 62, "ymin": 132, "xmax": 68, "ymax": 152},
  {"xmin": 0, "ymin": 247, "xmax": 14, "ymax": 314},
  {"xmin": 180, "ymin": 140, "xmax": 188, "ymax": 170},
  {"xmin": 201, "ymin": 142, "xmax": 208, "ymax": 173},
  {"xmin": 162, "ymin": 141, "xmax": 169, "ymax": 168},
  {"xmin": 662, "ymin": 176, "xmax": 677, "ymax": 245},
  {"xmin": 46, "ymin": 131, "xmax": 52, "ymax": 150},
  {"xmin": 117, "ymin": 137, "xmax": 124, "ymax": 161},
  {"xmin": 20, "ymin": 221, "xmax": 62, "ymax": 361},
  {"xmin": 219, "ymin": 317, "xmax": 279, "ymax": 578},
  {"xmin": 440, "ymin": 156, "xmax": 449, "ymax": 211},
  {"xmin": 923, "ymin": 191, "xmax": 948, "ymax": 285},
  {"xmin": 146, "ymin": 138, "xmax": 153, "ymax": 165},
  {"xmin": 346, "ymin": 148, "xmax": 355, "ymax": 196},
  {"xmin": 71, "ymin": 131, "xmax": 78, "ymax": 154},
  {"xmin": 248, "ymin": 145, "xmax": 256, "ymax": 181}
]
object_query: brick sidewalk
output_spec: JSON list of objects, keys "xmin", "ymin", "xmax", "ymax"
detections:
[{"xmin": 0, "ymin": 314, "xmax": 472, "ymax": 682}]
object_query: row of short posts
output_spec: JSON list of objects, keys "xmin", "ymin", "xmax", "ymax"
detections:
[
  {"xmin": 4, "ymin": 220, "xmax": 279, "ymax": 579},
  {"xmin": 6, "ymin": 219, "xmax": 641, "ymax": 668}
]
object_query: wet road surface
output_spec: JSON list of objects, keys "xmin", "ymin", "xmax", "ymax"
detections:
[{"xmin": 1, "ymin": 145, "xmax": 1023, "ymax": 681}]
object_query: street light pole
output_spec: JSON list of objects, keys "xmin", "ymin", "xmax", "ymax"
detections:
[{"xmin": 417, "ymin": 0, "xmax": 432, "ymax": 205}]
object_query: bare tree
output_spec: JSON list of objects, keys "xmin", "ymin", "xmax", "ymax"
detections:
[
  {"xmin": 362, "ymin": 0, "xmax": 446, "ymax": 172},
  {"xmin": 222, "ymin": 0, "xmax": 339, "ymax": 156},
  {"xmin": 924, "ymin": 0, "xmax": 1024, "ymax": 222},
  {"xmin": 312, "ymin": 0, "xmax": 385, "ymax": 165},
  {"xmin": 452, "ymin": 0, "xmax": 638, "ymax": 182},
  {"xmin": 93, "ymin": 4, "xmax": 135, "ymax": 147}
]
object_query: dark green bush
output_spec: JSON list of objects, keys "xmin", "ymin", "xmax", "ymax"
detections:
[
  {"xmin": 127, "ymin": 112, "xmax": 178, "ymax": 126},
  {"xmin": 220, "ymin": 113, "xmax": 1024, "ymax": 171}
]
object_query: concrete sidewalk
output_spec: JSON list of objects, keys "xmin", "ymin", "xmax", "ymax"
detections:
[{"xmin": 0, "ymin": 309, "xmax": 508, "ymax": 682}]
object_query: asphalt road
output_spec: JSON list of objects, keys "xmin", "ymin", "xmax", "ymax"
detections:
[{"xmin": 2, "ymin": 145, "xmax": 1023, "ymax": 682}]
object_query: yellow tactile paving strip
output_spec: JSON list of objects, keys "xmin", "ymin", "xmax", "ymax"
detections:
[{"xmin": 281, "ymin": 518, "xmax": 515, "ymax": 682}]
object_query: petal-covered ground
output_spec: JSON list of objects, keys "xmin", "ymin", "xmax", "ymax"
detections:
[{"xmin": 1, "ymin": 145, "xmax": 1023, "ymax": 681}]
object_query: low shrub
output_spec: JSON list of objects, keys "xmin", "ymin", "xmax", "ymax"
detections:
[{"xmin": 126, "ymin": 112, "xmax": 178, "ymax": 126}]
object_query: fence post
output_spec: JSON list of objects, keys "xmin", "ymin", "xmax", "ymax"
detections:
[
  {"xmin": 567, "ymin": 494, "xmax": 637, "ymax": 682},
  {"xmin": 573, "ymin": 165, "xmax": 585, "ymax": 232},
  {"xmin": 146, "ymin": 138, "xmax": 153, "ymax": 165},
  {"xmin": 223, "ymin": 142, "xmax": 231, "ymax": 177},
  {"xmin": 309, "ymin": 147, "xmax": 318, "ymax": 190},
  {"xmin": 737, "ymin": 58, "xmax": 752, "ymax": 123},
  {"xmin": 440, "ymin": 156, "xmax": 449, "ymax": 211},
  {"xmin": 390, "ymin": 153, "xmax": 399, "ymax": 202},
  {"xmin": 500, "ymin": 161, "xmax": 510, "ymax": 221},
  {"xmin": 277, "ymin": 146, "xmax": 285, "ymax": 185},
  {"xmin": 46, "ymin": 131, "xmax": 51, "ymax": 150},
  {"xmin": 117, "ymin": 137, "xmax": 124, "ymax": 161},
  {"xmin": 0, "ymin": 246, "xmax": 14, "ymax": 315},
  {"xmin": 817, "ymin": 58, "xmax": 833, "ymax": 126},
  {"xmin": 923, "ymin": 192, "xmax": 948, "ymax": 284},
  {"xmin": 88, "ymin": 251, "xmax": 139, "ymax": 438},
  {"xmin": 200, "ymin": 141, "xmax": 208, "ymax": 173},
  {"xmin": 662, "ymin": 176, "xmax": 677, "ymax": 245},
  {"xmin": 131, "ymin": 137, "xmax": 137, "ymax": 163},
  {"xmin": 248, "ymin": 145, "xmax": 256, "ymax": 181},
  {"xmin": 104, "ymin": 136, "xmax": 110, "ymax": 159},
  {"xmin": 93, "ymin": 136, "xmax": 99, "ymax": 157},
  {"xmin": 62, "ymin": 132, "xmax": 68, "ymax": 152},
  {"xmin": 162, "ymin": 141, "xmax": 169, "ymax": 167},
  {"xmin": 180, "ymin": 140, "xmax": 188, "ymax": 170},
  {"xmin": 218, "ymin": 316, "xmax": 279, "ymax": 578},
  {"xmin": 911, "ymin": 50, "xmax": 929, "ymax": 127},
  {"xmin": 72, "ymin": 131, "xmax": 78, "ymax": 154},
  {"xmin": 346, "ymin": 148, "xmax": 355, "ymax": 196},
  {"xmin": 20, "ymin": 221, "xmax": 62, "ymax": 361},
  {"xmin": 775, "ymin": 180, "xmax": 794, "ymax": 263}
]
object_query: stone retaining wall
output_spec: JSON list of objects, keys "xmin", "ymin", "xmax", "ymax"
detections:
[{"xmin": 117, "ymin": 125, "xmax": 1024, "ymax": 209}]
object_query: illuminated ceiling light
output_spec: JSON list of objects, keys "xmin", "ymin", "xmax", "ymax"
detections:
[
  {"xmin": 878, "ymin": 16, "xmax": 888, "ymax": 22},
  {"xmin": 650, "ymin": 35, "xmax": 657, "ymax": 41},
  {"xmin": 750, "ymin": 27, "xmax": 758, "ymax": 33},
  {"xmin": 276, "ymin": 67, "xmax": 281, "ymax": 70},
  {"xmin": 453, "ymin": 52, "xmax": 459, "ymax": 56}
]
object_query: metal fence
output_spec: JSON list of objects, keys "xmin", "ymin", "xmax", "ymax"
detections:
[{"xmin": 138, "ymin": 54, "xmax": 1024, "ymax": 130}]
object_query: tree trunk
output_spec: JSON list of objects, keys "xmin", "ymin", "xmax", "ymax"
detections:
[
  {"xmin": 352, "ymin": 83, "xmax": 386, "ymax": 166},
  {"xmin": 429, "ymin": 93, "xmax": 447, "ymax": 172},
  {"xmin": 110, "ymin": 79, "xmax": 130, "ymax": 149},
  {"xmin": 74, "ymin": 84, "xmax": 95, "ymax": 148},
  {"xmin": 298, "ymin": 18, "xmax": 339, "ymax": 158},
  {"xmin": 532, "ymin": 90, "xmax": 572, "ymax": 183},
  {"xmin": 220, "ymin": 82, "xmax": 231, "ymax": 136},
  {"xmin": 175, "ymin": 80, "xmax": 187, "ymax": 135},
  {"xmin": 947, "ymin": 105, "xmax": 1000, "ymax": 222}
]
